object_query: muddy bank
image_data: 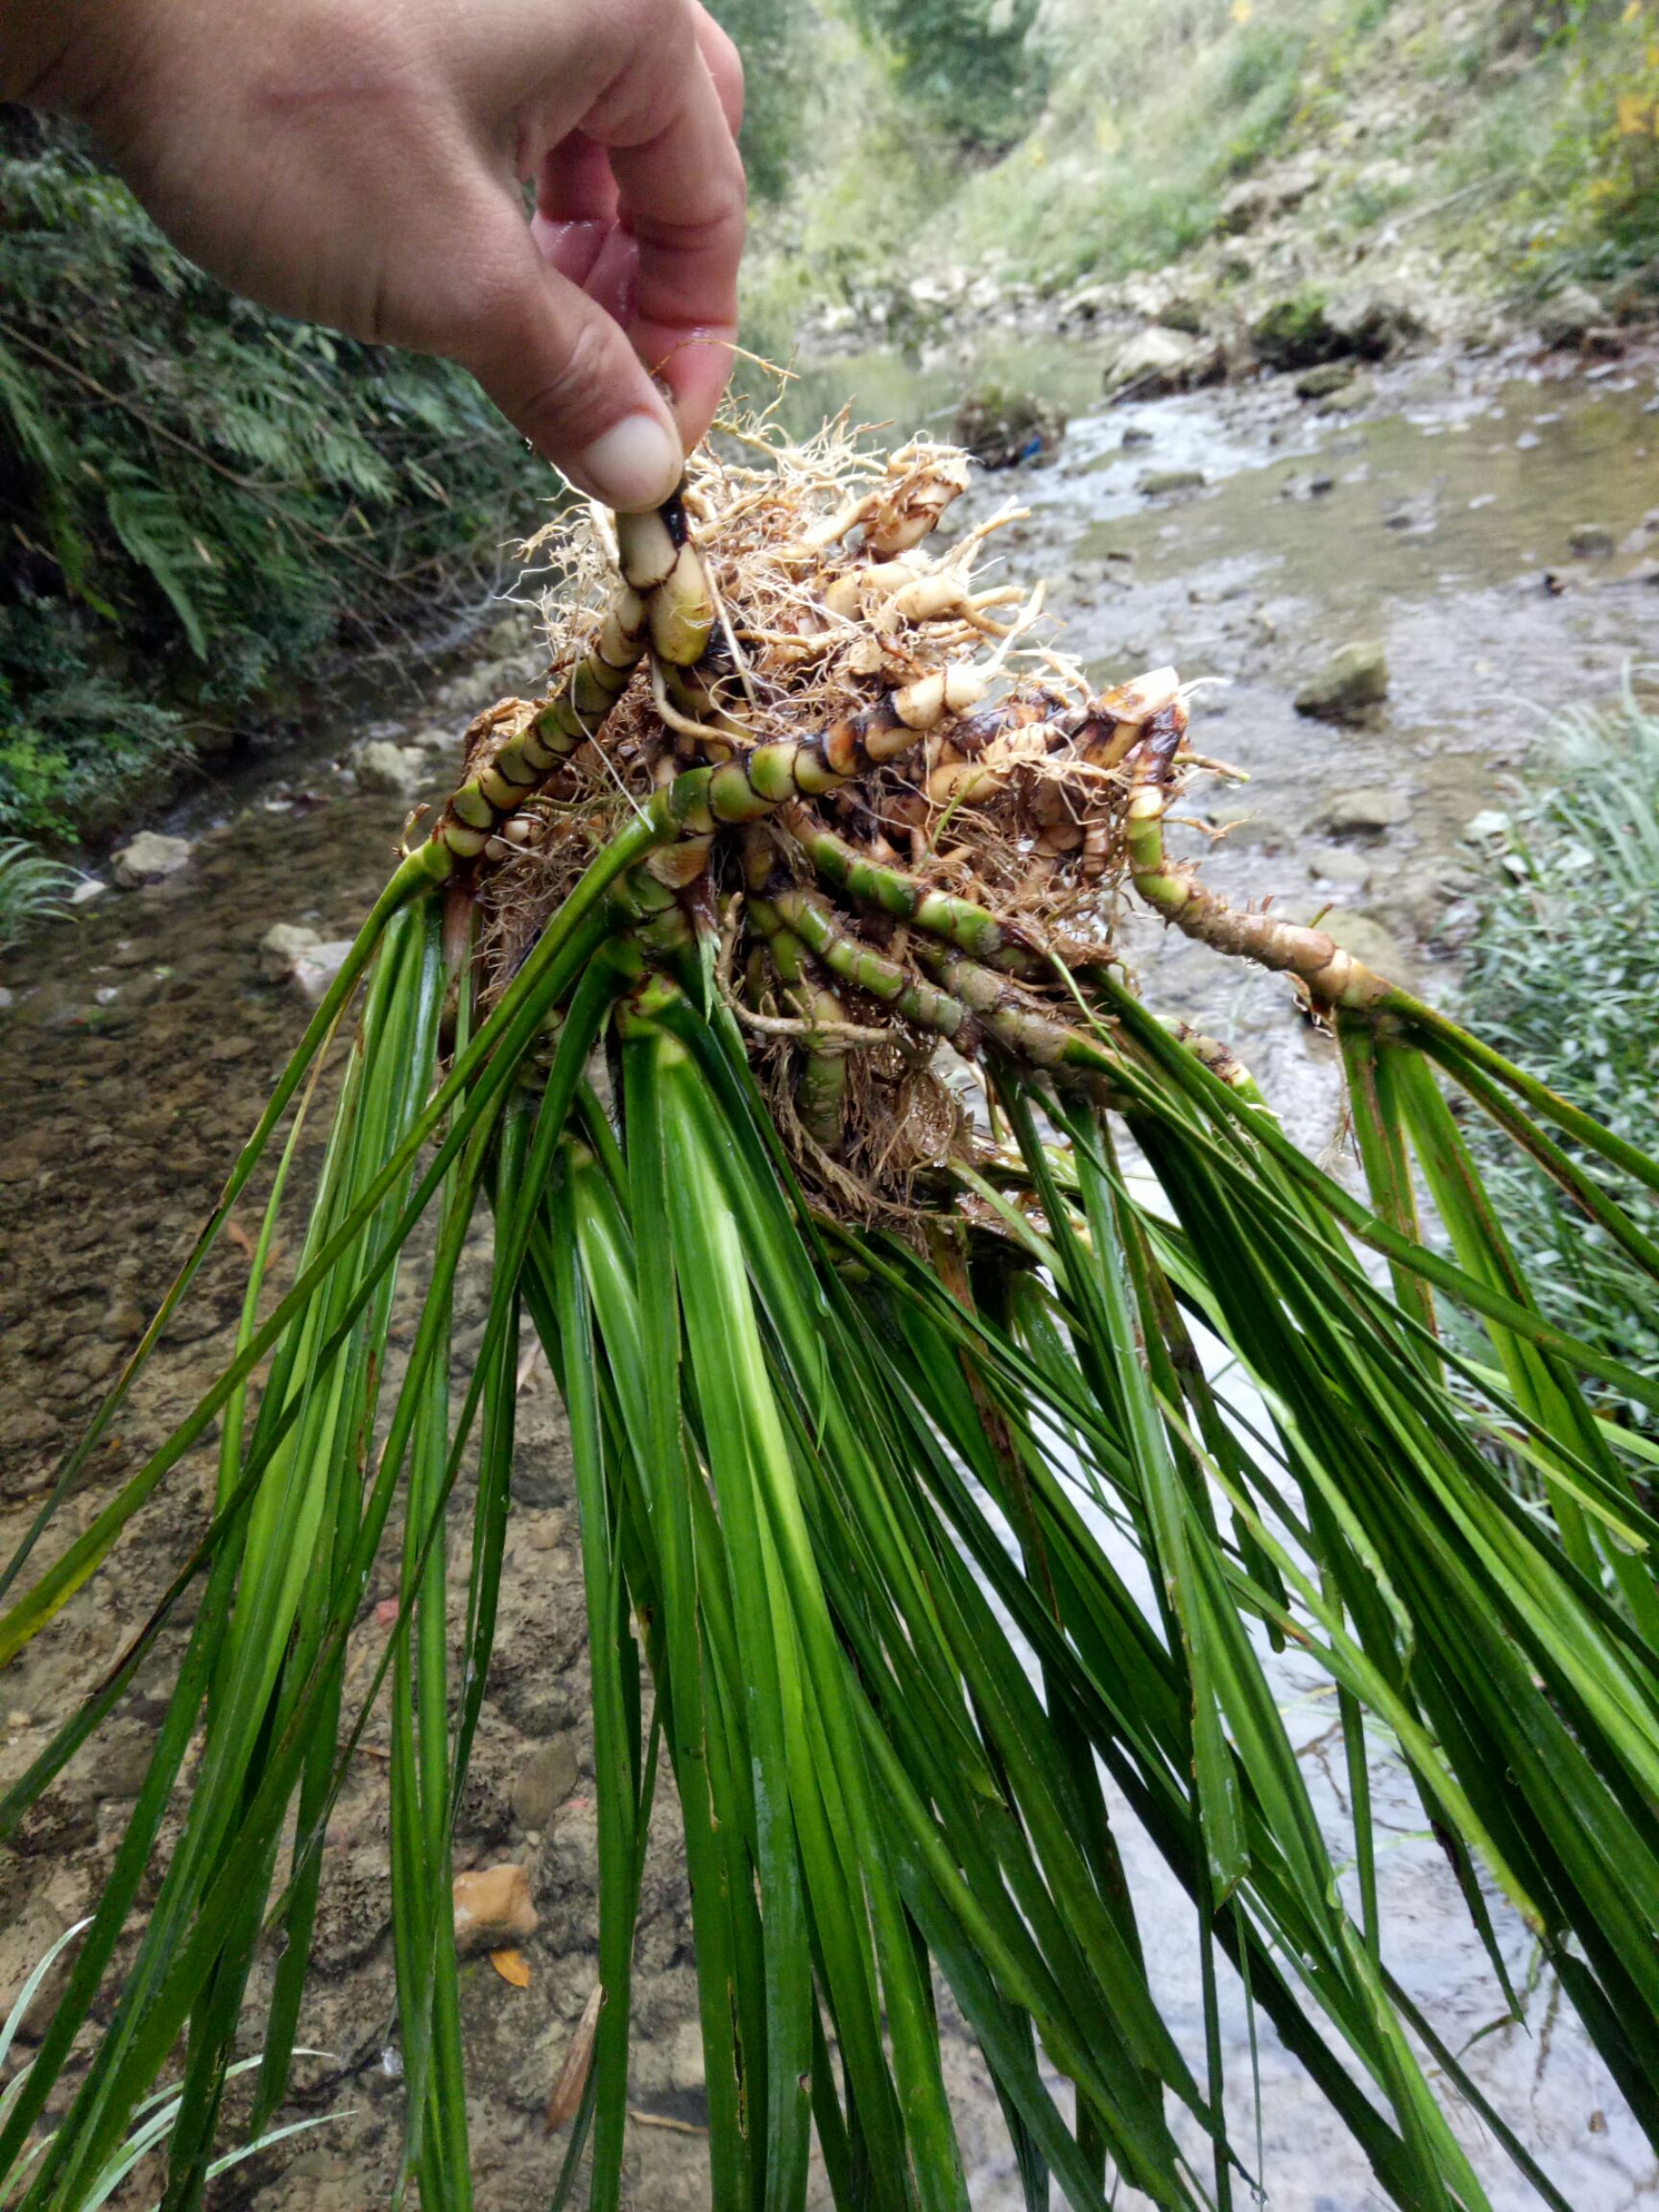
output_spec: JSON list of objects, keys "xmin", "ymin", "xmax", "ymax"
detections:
[{"xmin": 2, "ymin": 352, "xmax": 1658, "ymax": 2207}]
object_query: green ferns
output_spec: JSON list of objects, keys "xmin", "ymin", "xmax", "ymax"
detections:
[
  {"xmin": 0, "ymin": 110, "xmax": 534, "ymax": 839},
  {"xmin": 0, "ymin": 836, "xmax": 81, "ymax": 950}
]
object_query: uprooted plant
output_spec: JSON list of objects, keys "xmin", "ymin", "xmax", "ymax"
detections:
[{"xmin": 5, "ymin": 416, "xmax": 1659, "ymax": 2212}]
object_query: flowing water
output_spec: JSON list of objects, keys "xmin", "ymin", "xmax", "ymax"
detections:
[{"xmin": 2, "ymin": 344, "xmax": 1658, "ymax": 2209}]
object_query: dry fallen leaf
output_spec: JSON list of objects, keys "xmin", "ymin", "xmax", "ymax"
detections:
[
  {"xmin": 225, "ymin": 1216, "xmax": 254, "ymax": 1260},
  {"xmin": 545, "ymin": 1982, "xmax": 604, "ymax": 2131},
  {"xmin": 490, "ymin": 1947, "xmax": 531, "ymax": 1988},
  {"xmin": 629, "ymin": 2108, "xmax": 709, "ymax": 2136}
]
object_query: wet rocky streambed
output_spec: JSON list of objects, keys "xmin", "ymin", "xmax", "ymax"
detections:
[{"xmin": 2, "ymin": 346, "xmax": 1658, "ymax": 2209}]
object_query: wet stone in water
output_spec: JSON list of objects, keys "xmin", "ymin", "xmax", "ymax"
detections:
[
  {"xmin": 353, "ymin": 739, "xmax": 429, "ymax": 797},
  {"xmin": 1317, "ymin": 785, "xmax": 1409, "ymax": 837},
  {"xmin": 1294, "ymin": 640, "xmax": 1389, "ymax": 723},
  {"xmin": 111, "ymin": 832, "xmax": 192, "ymax": 888},
  {"xmin": 1568, "ymin": 523, "xmax": 1616, "ymax": 560},
  {"xmin": 453, "ymin": 1862, "xmax": 539, "ymax": 1955},
  {"xmin": 512, "ymin": 1736, "xmax": 581, "ymax": 1835},
  {"xmin": 1138, "ymin": 467, "xmax": 1207, "ymax": 496}
]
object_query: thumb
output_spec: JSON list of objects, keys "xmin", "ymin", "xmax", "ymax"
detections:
[{"xmin": 454, "ymin": 222, "xmax": 684, "ymax": 512}]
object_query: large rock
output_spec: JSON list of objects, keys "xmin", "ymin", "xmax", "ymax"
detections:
[
  {"xmin": 111, "ymin": 831, "xmax": 191, "ymax": 888},
  {"xmin": 1212, "ymin": 806, "xmax": 1282, "ymax": 853},
  {"xmin": 1568, "ymin": 522, "xmax": 1616, "ymax": 560},
  {"xmin": 1295, "ymin": 362, "xmax": 1357, "ymax": 399},
  {"xmin": 1104, "ymin": 325, "xmax": 1221, "ymax": 398},
  {"xmin": 257, "ymin": 921, "xmax": 322, "ymax": 981},
  {"xmin": 1536, "ymin": 285, "xmax": 1605, "ymax": 350},
  {"xmin": 1138, "ymin": 467, "xmax": 1207, "ymax": 496},
  {"xmin": 1325, "ymin": 281, "xmax": 1430, "ymax": 360},
  {"xmin": 1216, "ymin": 165, "xmax": 1319, "ymax": 234},
  {"xmin": 1255, "ymin": 278, "xmax": 1425, "ymax": 370},
  {"xmin": 291, "ymin": 940, "xmax": 355, "ymax": 1002},
  {"xmin": 952, "ymin": 385, "xmax": 1066, "ymax": 469},
  {"xmin": 1308, "ymin": 846, "xmax": 1375, "ymax": 889},
  {"xmin": 405, "ymin": 722, "xmax": 457, "ymax": 757},
  {"xmin": 354, "ymin": 740, "xmax": 427, "ymax": 798},
  {"xmin": 1058, "ymin": 279, "xmax": 1117, "ymax": 325},
  {"xmin": 1251, "ymin": 290, "xmax": 1343, "ymax": 371},
  {"xmin": 1317, "ymin": 785, "xmax": 1409, "ymax": 836},
  {"xmin": 452, "ymin": 1862, "xmax": 538, "ymax": 1956},
  {"xmin": 1311, "ymin": 372, "xmax": 1374, "ymax": 417},
  {"xmin": 512, "ymin": 1735, "xmax": 580, "ymax": 1833},
  {"xmin": 484, "ymin": 613, "xmax": 535, "ymax": 659},
  {"xmin": 1294, "ymin": 641, "xmax": 1389, "ymax": 724}
]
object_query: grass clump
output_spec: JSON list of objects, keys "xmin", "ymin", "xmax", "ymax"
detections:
[
  {"xmin": 1458, "ymin": 677, "xmax": 1659, "ymax": 1404},
  {"xmin": 0, "ymin": 835, "xmax": 82, "ymax": 951},
  {"xmin": 1249, "ymin": 284, "xmax": 1341, "ymax": 366}
]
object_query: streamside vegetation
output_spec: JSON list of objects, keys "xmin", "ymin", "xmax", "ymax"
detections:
[
  {"xmin": 6, "ymin": 421, "xmax": 1659, "ymax": 2210},
  {"xmin": 0, "ymin": 109, "xmax": 534, "ymax": 845},
  {"xmin": 0, "ymin": 839, "xmax": 79, "ymax": 950},
  {"xmin": 740, "ymin": 0, "xmax": 1659, "ymax": 352},
  {"xmin": 0, "ymin": 1921, "xmax": 337, "ymax": 2206},
  {"xmin": 1458, "ymin": 677, "xmax": 1659, "ymax": 1407}
]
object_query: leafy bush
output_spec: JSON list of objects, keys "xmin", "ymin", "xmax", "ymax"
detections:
[
  {"xmin": 849, "ymin": 0, "xmax": 1048, "ymax": 151},
  {"xmin": 1520, "ymin": 0, "xmax": 1659, "ymax": 289},
  {"xmin": 1457, "ymin": 678, "xmax": 1659, "ymax": 1405},
  {"xmin": 705, "ymin": 0, "xmax": 817, "ymax": 203},
  {"xmin": 0, "ymin": 108, "xmax": 535, "ymax": 841}
]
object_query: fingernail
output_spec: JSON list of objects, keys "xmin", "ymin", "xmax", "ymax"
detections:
[{"xmin": 572, "ymin": 412, "xmax": 683, "ymax": 512}]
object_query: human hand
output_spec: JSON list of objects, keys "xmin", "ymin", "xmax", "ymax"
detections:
[{"xmin": 6, "ymin": 0, "xmax": 745, "ymax": 510}]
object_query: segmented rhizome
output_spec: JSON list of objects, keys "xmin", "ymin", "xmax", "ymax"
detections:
[{"xmin": 415, "ymin": 417, "xmax": 1390, "ymax": 1214}]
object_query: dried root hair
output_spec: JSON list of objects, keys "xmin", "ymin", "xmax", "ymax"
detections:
[{"xmin": 451, "ymin": 413, "xmax": 1268, "ymax": 1211}]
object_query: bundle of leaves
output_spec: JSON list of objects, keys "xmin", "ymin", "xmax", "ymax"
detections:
[
  {"xmin": 8, "ymin": 421, "xmax": 1659, "ymax": 2212},
  {"xmin": 0, "ymin": 108, "xmax": 535, "ymax": 840}
]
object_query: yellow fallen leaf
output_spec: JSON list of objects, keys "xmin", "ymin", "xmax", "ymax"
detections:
[
  {"xmin": 490, "ymin": 1947, "xmax": 532, "ymax": 1988},
  {"xmin": 1232, "ymin": 1, "xmax": 1253, "ymax": 23},
  {"xmin": 1623, "ymin": 0, "xmax": 1641, "ymax": 23},
  {"xmin": 1617, "ymin": 90, "xmax": 1651, "ymax": 134}
]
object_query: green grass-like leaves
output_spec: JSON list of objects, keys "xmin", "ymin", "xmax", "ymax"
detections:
[{"xmin": 5, "ymin": 811, "xmax": 1659, "ymax": 2207}]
